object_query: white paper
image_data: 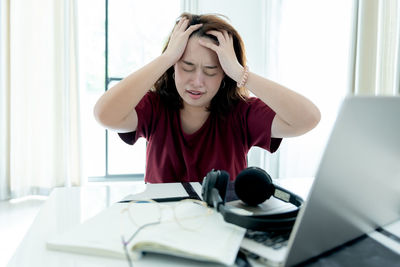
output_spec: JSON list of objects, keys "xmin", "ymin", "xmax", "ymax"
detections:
[{"xmin": 47, "ymin": 202, "xmax": 245, "ymax": 266}]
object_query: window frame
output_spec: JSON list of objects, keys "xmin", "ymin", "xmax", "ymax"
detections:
[{"xmin": 89, "ymin": 0, "xmax": 145, "ymax": 182}]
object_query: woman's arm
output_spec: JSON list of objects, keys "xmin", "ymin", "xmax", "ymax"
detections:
[
  {"xmin": 93, "ymin": 54, "xmax": 173, "ymax": 132},
  {"xmin": 199, "ymin": 30, "xmax": 321, "ymax": 138},
  {"xmin": 239, "ymin": 71, "xmax": 321, "ymax": 138},
  {"xmin": 93, "ymin": 18, "xmax": 202, "ymax": 132}
]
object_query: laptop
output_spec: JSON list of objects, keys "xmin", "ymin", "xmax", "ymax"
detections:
[{"xmin": 239, "ymin": 95, "xmax": 400, "ymax": 266}]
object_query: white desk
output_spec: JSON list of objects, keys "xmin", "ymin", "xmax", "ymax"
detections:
[{"xmin": 7, "ymin": 179, "xmax": 313, "ymax": 267}]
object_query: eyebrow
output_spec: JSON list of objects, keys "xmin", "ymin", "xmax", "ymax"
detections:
[
  {"xmin": 182, "ymin": 60, "xmax": 194, "ymax": 66},
  {"xmin": 182, "ymin": 60, "xmax": 218, "ymax": 69}
]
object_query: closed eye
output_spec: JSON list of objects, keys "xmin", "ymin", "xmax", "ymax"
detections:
[
  {"xmin": 204, "ymin": 65, "xmax": 218, "ymax": 77},
  {"xmin": 182, "ymin": 60, "xmax": 195, "ymax": 71},
  {"xmin": 182, "ymin": 67, "xmax": 194, "ymax": 72},
  {"xmin": 204, "ymin": 70, "xmax": 217, "ymax": 76},
  {"xmin": 181, "ymin": 60, "xmax": 219, "ymax": 76}
]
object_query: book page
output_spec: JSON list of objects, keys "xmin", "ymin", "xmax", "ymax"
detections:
[
  {"xmin": 47, "ymin": 202, "xmax": 245, "ymax": 265},
  {"xmin": 120, "ymin": 183, "xmax": 189, "ymax": 202}
]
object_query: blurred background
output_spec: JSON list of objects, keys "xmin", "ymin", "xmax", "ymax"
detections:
[
  {"xmin": 1, "ymin": 0, "xmax": 399, "ymax": 199},
  {"xmin": 1, "ymin": 1, "xmax": 400, "ymax": 265}
]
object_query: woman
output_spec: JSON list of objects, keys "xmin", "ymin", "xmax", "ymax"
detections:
[{"xmin": 94, "ymin": 13, "xmax": 320, "ymax": 183}]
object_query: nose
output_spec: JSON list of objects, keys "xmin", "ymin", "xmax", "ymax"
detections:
[{"xmin": 191, "ymin": 70, "xmax": 205, "ymax": 87}]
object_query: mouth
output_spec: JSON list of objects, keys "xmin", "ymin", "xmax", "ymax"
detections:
[{"xmin": 185, "ymin": 89, "xmax": 205, "ymax": 99}]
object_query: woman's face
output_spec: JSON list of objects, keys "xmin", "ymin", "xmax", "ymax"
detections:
[{"xmin": 174, "ymin": 36, "xmax": 224, "ymax": 111}]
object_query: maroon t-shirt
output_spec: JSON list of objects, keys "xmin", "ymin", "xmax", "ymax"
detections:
[{"xmin": 119, "ymin": 92, "xmax": 282, "ymax": 183}]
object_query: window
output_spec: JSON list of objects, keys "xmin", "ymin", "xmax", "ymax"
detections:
[
  {"xmin": 273, "ymin": 0, "xmax": 356, "ymax": 178},
  {"xmin": 78, "ymin": 0, "xmax": 181, "ymax": 180}
]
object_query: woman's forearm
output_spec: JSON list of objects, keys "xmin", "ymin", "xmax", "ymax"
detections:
[
  {"xmin": 245, "ymin": 70, "xmax": 321, "ymax": 137},
  {"xmin": 93, "ymin": 54, "xmax": 174, "ymax": 132}
]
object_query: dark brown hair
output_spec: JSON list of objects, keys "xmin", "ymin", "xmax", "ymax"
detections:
[{"xmin": 153, "ymin": 13, "xmax": 249, "ymax": 117}]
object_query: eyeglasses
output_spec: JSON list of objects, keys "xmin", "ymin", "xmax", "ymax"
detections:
[{"xmin": 120, "ymin": 199, "xmax": 213, "ymax": 267}]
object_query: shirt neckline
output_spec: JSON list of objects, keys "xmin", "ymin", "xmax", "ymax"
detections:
[{"xmin": 177, "ymin": 110, "xmax": 212, "ymax": 138}]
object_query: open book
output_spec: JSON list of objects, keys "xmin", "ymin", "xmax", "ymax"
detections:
[{"xmin": 46, "ymin": 201, "xmax": 245, "ymax": 266}]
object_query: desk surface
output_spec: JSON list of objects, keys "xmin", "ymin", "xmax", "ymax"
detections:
[
  {"xmin": 5, "ymin": 178, "xmax": 316, "ymax": 267},
  {"xmin": 8, "ymin": 178, "xmax": 400, "ymax": 267}
]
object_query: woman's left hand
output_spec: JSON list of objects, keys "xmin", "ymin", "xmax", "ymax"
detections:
[{"xmin": 198, "ymin": 30, "xmax": 243, "ymax": 82}]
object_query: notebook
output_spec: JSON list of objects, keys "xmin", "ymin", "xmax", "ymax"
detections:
[
  {"xmin": 46, "ymin": 199, "xmax": 245, "ymax": 265},
  {"xmin": 240, "ymin": 95, "xmax": 400, "ymax": 266}
]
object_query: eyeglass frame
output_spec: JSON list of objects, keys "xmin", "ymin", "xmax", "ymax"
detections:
[{"xmin": 120, "ymin": 198, "xmax": 213, "ymax": 267}]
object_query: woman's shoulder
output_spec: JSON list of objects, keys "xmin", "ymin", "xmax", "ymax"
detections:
[
  {"xmin": 138, "ymin": 90, "xmax": 162, "ymax": 107},
  {"xmin": 145, "ymin": 90, "xmax": 160, "ymax": 101},
  {"xmin": 233, "ymin": 96, "xmax": 264, "ymax": 112},
  {"xmin": 229, "ymin": 96, "xmax": 274, "ymax": 124}
]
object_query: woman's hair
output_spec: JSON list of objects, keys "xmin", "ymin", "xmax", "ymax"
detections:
[{"xmin": 153, "ymin": 13, "xmax": 249, "ymax": 117}]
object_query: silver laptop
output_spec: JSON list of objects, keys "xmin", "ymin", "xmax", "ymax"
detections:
[{"xmin": 240, "ymin": 95, "xmax": 400, "ymax": 266}]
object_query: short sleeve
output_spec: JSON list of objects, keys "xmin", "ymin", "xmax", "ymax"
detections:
[
  {"xmin": 118, "ymin": 91, "xmax": 160, "ymax": 145},
  {"xmin": 241, "ymin": 98, "xmax": 282, "ymax": 153}
]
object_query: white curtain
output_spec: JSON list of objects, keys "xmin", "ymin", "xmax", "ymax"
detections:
[
  {"xmin": 354, "ymin": 0, "xmax": 400, "ymax": 95},
  {"xmin": 0, "ymin": 0, "xmax": 82, "ymax": 200}
]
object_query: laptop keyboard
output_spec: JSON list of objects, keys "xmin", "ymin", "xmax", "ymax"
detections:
[{"xmin": 245, "ymin": 230, "xmax": 290, "ymax": 250}]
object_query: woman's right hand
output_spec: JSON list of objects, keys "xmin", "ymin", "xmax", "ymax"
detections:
[{"xmin": 163, "ymin": 18, "xmax": 203, "ymax": 64}]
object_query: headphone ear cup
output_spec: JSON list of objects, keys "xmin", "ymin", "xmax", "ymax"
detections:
[
  {"xmin": 214, "ymin": 170, "xmax": 229, "ymax": 203},
  {"xmin": 202, "ymin": 170, "xmax": 218, "ymax": 206},
  {"xmin": 235, "ymin": 167, "xmax": 275, "ymax": 206}
]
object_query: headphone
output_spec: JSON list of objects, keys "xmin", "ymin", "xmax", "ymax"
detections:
[{"xmin": 201, "ymin": 167, "xmax": 304, "ymax": 231}]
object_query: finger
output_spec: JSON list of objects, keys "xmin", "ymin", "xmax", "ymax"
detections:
[
  {"xmin": 171, "ymin": 23, "xmax": 181, "ymax": 35},
  {"xmin": 206, "ymin": 30, "xmax": 227, "ymax": 45},
  {"xmin": 222, "ymin": 30, "xmax": 230, "ymax": 41},
  {"xmin": 221, "ymin": 31, "xmax": 232, "ymax": 46},
  {"xmin": 198, "ymin": 38, "xmax": 218, "ymax": 52},
  {"xmin": 173, "ymin": 18, "xmax": 187, "ymax": 34},
  {"xmin": 184, "ymin": 23, "xmax": 203, "ymax": 35},
  {"xmin": 176, "ymin": 18, "xmax": 189, "ymax": 32},
  {"xmin": 224, "ymin": 31, "xmax": 234, "ymax": 46}
]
